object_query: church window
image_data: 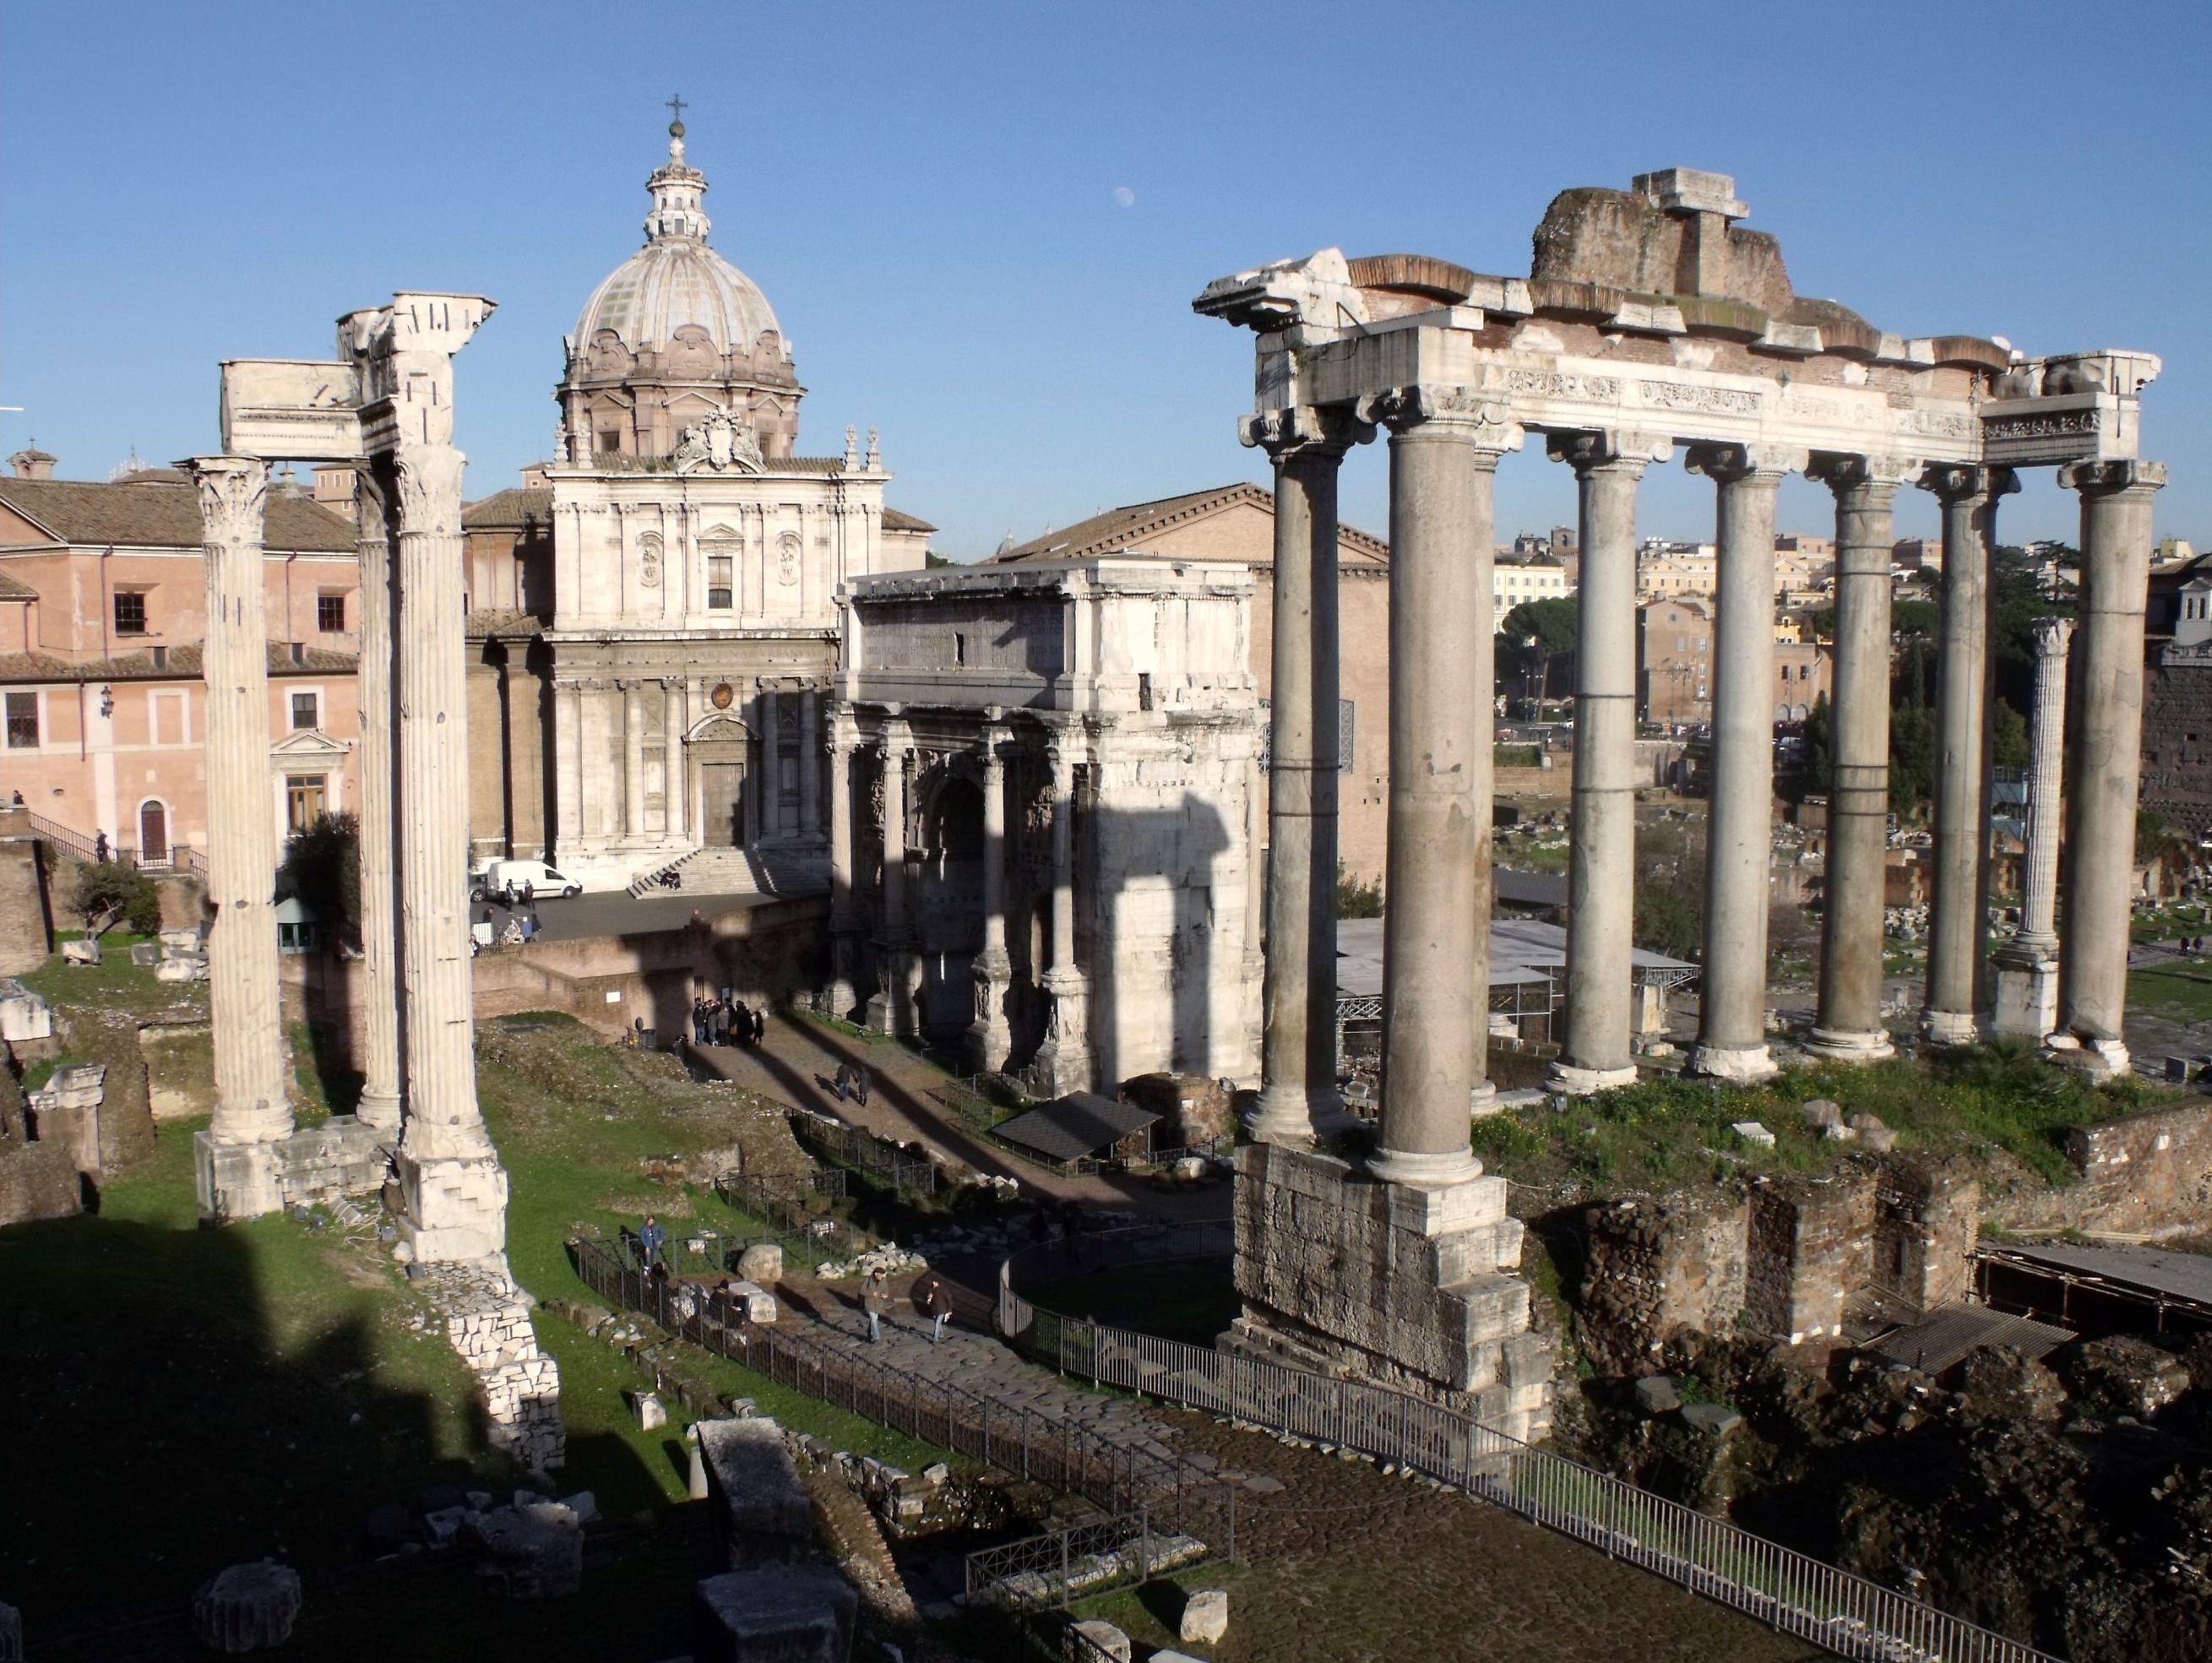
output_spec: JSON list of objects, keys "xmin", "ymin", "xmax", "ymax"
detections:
[
  {"xmin": 3, "ymin": 693, "xmax": 35, "ymax": 749},
  {"xmin": 318, "ymin": 592, "xmax": 347, "ymax": 632},
  {"xmin": 708, "ymin": 553, "xmax": 733, "ymax": 610},
  {"xmin": 113, "ymin": 591, "xmax": 147, "ymax": 636}
]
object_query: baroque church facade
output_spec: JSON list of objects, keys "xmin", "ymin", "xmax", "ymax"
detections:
[{"xmin": 464, "ymin": 119, "xmax": 932, "ymax": 886}]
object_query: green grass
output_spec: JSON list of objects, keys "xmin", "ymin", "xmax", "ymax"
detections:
[
  {"xmin": 2129, "ymin": 965, "xmax": 2212, "ymax": 1025},
  {"xmin": 20, "ymin": 931, "xmax": 208, "ymax": 1018},
  {"xmin": 1469, "ymin": 1045, "xmax": 2167, "ymax": 1193}
]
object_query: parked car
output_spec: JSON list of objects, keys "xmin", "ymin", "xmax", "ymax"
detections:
[{"xmin": 470, "ymin": 859, "xmax": 582, "ymax": 902}]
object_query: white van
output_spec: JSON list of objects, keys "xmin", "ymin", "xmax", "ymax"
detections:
[{"xmin": 470, "ymin": 860, "xmax": 582, "ymax": 902}]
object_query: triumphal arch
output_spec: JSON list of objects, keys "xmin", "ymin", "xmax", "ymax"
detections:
[{"xmin": 1201, "ymin": 168, "xmax": 2160, "ymax": 1428}]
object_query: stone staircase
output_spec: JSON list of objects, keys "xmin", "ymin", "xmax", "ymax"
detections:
[{"xmin": 627, "ymin": 845, "xmax": 829, "ymax": 899}]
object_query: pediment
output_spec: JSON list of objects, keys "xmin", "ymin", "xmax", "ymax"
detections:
[{"xmin": 271, "ymin": 727, "xmax": 351, "ymax": 764}]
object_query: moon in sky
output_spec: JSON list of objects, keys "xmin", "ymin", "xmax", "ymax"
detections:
[{"xmin": 1112, "ymin": 185, "xmax": 1136, "ymax": 209}]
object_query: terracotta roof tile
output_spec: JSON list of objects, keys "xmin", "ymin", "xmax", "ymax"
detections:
[
  {"xmin": 882, "ymin": 507, "xmax": 936, "ymax": 533},
  {"xmin": 989, "ymin": 483, "xmax": 1387, "ymax": 568},
  {"xmin": 0, "ymin": 476, "xmax": 356, "ymax": 554},
  {"xmin": 461, "ymin": 486, "xmax": 555, "ymax": 529},
  {"xmin": 0, "ymin": 642, "xmax": 357, "ymax": 683}
]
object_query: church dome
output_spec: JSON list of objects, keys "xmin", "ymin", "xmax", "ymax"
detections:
[{"xmin": 572, "ymin": 125, "xmax": 782, "ymax": 355}]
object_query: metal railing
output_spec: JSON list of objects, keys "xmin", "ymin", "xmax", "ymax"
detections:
[
  {"xmin": 787, "ymin": 1106, "xmax": 940, "ymax": 1196},
  {"xmin": 569, "ymin": 1236, "xmax": 1236, "ymax": 1553},
  {"xmin": 710, "ymin": 1167, "xmax": 867, "ymax": 1265},
  {"xmin": 26, "ymin": 812, "xmax": 100, "ymax": 861},
  {"xmin": 1000, "ymin": 1244, "xmax": 2063, "ymax": 1663}
]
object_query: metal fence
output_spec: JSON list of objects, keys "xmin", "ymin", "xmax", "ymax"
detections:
[
  {"xmin": 569, "ymin": 1236, "xmax": 1237, "ymax": 1555},
  {"xmin": 707, "ymin": 1168, "xmax": 866, "ymax": 1265},
  {"xmin": 1000, "ymin": 1243, "xmax": 2063, "ymax": 1663},
  {"xmin": 786, "ymin": 1106, "xmax": 941, "ymax": 1196}
]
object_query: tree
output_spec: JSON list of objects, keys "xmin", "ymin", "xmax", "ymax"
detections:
[
  {"xmin": 75, "ymin": 859, "xmax": 161, "ymax": 937},
  {"xmin": 1498, "ymin": 597, "xmax": 1579, "ymax": 714},
  {"xmin": 1990, "ymin": 699, "xmax": 2029, "ymax": 772},
  {"xmin": 1633, "ymin": 820, "xmax": 1705, "ymax": 960},
  {"xmin": 280, "ymin": 812, "xmax": 361, "ymax": 943},
  {"xmin": 1335, "ymin": 861, "xmax": 1383, "ymax": 921},
  {"xmin": 1792, "ymin": 690, "xmax": 1834, "ymax": 802}
]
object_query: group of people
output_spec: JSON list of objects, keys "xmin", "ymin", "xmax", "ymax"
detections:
[
  {"xmin": 831, "ymin": 1060, "xmax": 872, "ymax": 1107},
  {"xmin": 693, "ymin": 994, "xmax": 763, "ymax": 1048},
  {"xmin": 472, "ymin": 896, "xmax": 541, "ymax": 954},
  {"xmin": 860, "ymin": 1268, "xmax": 952, "ymax": 1345}
]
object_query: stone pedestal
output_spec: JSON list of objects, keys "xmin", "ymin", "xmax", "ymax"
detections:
[
  {"xmin": 191, "ymin": 1561, "xmax": 302, "ymax": 1654},
  {"xmin": 693, "ymin": 1566, "xmax": 857, "ymax": 1663},
  {"xmin": 194, "ymin": 1116, "xmax": 388, "ymax": 1222},
  {"xmin": 1991, "ymin": 942, "xmax": 2061, "ymax": 1041},
  {"xmin": 1228, "ymin": 1142, "xmax": 1552, "ymax": 1440},
  {"xmin": 393, "ymin": 1149, "xmax": 510, "ymax": 1264}
]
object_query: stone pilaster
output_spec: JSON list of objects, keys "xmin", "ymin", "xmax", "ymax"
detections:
[
  {"xmin": 1917, "ymin": 465, "xmax": 2016, "ymax": 1045},
  {"xmin": 2052, "ymin": 459, "xmax": 2165, "ymax": 1076},
  {"xmin": 797, "ymin": 688, "xmax": 820, "ymax": 838},
  {"xmin": 1240, "ymin": 406, "xmax": 1367, "ymax": 1144},
  {"xmin": 760, "ymin": 688, "xmax": 783, "ymax": 842},
  {"xmin": 1026, "ymin": 736, "xmax": 1094, "ymax": 1096},
  {"xmin": 1992, "ymin": 617, "xmax": 2073, "ymax": 1038},
  {"xmin": 1360, "ymin": 386, "xmax": 1521, "ymax": 1187},
  {"xmin": 1546, "ymin": 432, "xmax": 1664, "ymax": 1094},
  {"xmin": 825, "ymin": 707, "xmax": 861, "ymax": 1018},
  {"xmin": 1805, "ymin": 454, "xmax": 1915, "ymax": 1062},
  {"xmin": 1683, "ymin": 443, "xmax": 1802, "ymax": 1083},
  {"xmin": 965, "ymin": 721, "xmax": 1014, "ymax": 1073},
  {"xmin": 190, "ymin": 457, "xmax": 293, "ymax": 1219},
  {"xmin": 865, "ymin": 720, "xmax": 913, "ymax": 1036},
  {"xmin": 351, "ymin": 466, "xmax": 404, "ymax": 1135},
  {"xmin": 663, "ymin": 680, "xmax": 688, "ymax": 843},
  {"xmin": 621, "ymin": 681, "xmax": 647, "ymax": 839}
]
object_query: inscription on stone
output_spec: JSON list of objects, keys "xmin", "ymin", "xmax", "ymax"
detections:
[{"xmin": 1637, "ymin": 380, "xmax": 1759, "ymax": 416}]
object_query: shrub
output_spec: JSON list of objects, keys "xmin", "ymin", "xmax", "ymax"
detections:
[{"xmin": 75, "ymin": 859, "xmax": 161, "ymax": 937}]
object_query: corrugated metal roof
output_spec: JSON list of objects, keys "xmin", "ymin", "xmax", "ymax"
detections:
[
  {"xmin": 1870, "ymin": 1303, "xmax": 2073, "ymax": 1376},
  {"xmin": 993, "ymin": 1093, "xmax": 1160, "ymax": 1163},
  {"xmin": 1988, "ymin": 1241, "xmax": 2212, "ymax": 1308}
]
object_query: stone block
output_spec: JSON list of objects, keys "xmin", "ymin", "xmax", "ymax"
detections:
[
  {"xmin": 195, "ymin": 1133, "xmax": 285, "ymax": 1221},
  {"xmin": 27, "ymin": 1098, "xmax": 98, "ymax": 1182},
  {"xmin": 1800, "ymin": 1098, "xmax": 1843, "ymax": 1129},
  {"xmin": 158, "ymin": 927, "xmax": 203, "ymax": 957},
  {"xmin": 1731, "ymin": 1121, "xmax": 1775, "ymax": 1148},
  {"xmin": 60, "ymin": 937, "xmax": 99, "ymax": 966},
  {"xmin": 392, "ymin": 1149, "xmax": 508, "ymax": 1263},
  {"xmin": 470, "ymin": 1501, "xmax": 583, "ymax": 1598},
  {"xmin": 129, "ymin": 942, "xmax": 160, "ymax": 967},
  {"xmin": 693, "ymin": 1565, "xmax": 856, "ymax": 1663},
  {"xmin": 634, "ymin": 1392, "xmax": 667, "ymax": 1431},
  {"xmin": 1679, "ymin": 1401, "xmax": 1742, "ymax": 1437},
  {"xmin": 190, "ymin": 1560, "xmax": 301, "ymax": 1653},
  {"xmin": 154, "ymin": 956, "xmax": 202, "ymax": 983},
  {"xmin": 726, "ymin": 1279, "xmax": 779, "ymax": 1323},
  {"xmin": 1850, "ymin": 1112, "xmax": 1897, "ymax": 1152},
  {"xmin": 698, "ymin": 1417, "xmax": 814, "ymax": 1568},
  {"xmin": 0, "ymin": 981, "xmax": 52, "ymax": 1046},
  {"xmin": 737, "ymin": 1242, "xmax": 784, "ymax": 1283},
  {"xmin": 1179, "ymin": 1589, "xmax": 1229, "ymax": 1645},
  {"xmin": 1067, "ymin": 1619, "xmax": 1132, "ymax": 1662},
  {"xmin": 1633, "ymin": 1375, "xmax": 1681, "ymax": 1415}
]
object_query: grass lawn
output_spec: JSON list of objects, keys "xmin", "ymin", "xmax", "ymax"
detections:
[
  {"xmin": 20, "ymin": 931, "xmax": 209, "ymax": 1019},
  {"xmin": 2129, "ymin": 964, "xmax": 2212, "ymax": 1026}
]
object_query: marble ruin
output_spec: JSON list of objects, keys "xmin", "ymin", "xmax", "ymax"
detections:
[
  {"xmin": 1200, "ymin": 166, "xmax": 2161, "ymax": 1425},
  {"xmin": 829, "ymin": 557, "xmax": 1263, "ymax": 1092}
]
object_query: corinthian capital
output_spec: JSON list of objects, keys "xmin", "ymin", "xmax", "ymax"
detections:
[
  {"xmin": 1807, "ymin": 451, "xmax": 1921, "ymax": 500},
  {"xmin": 1238, "ymin": 405, "xmax": 1372, "ymax": 462},
  {"xmin": 2057, "ymin": 459, "xmax": 2166, "ymax": 497},
  {"xmin": 390, "ymin": 444, "xmax": 468, "ymax": 538},
  {"xmin": 2032, "ymin": 615, "xmax": 2075, "ymax": 658},
  {"xmin": 1684, "ymin": 441, "xmax": 1805, "ymax": 486},
  {"xmin": 186, "ymin": 456, "xmax": 269, "ymax": 546},
  {"xmin": 1357, "ymin": 384, "xmax": 1523, "ymax": 448}
]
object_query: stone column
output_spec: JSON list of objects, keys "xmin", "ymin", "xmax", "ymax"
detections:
[
  {"xmin": 965, "ymin": 721, "xmax": 1014, "ymax": 1073},
  {"xmin": 1917, "ymin": 465, "xmax": 2014, "ymax": 1044},
  {"xmin": 798, "ymin": 688, "xmax": 820, "ymax": 838},
  {"xmin": 2053, "ymin": 460, "xmax": 2166, "ymax": 1075},
  {"xmin": 621, "ymin": 681, "xmax": 647, "ymax": 840},
  {"xmin": 1242, "ymin": 743, "xmax": 1265, "ymax": 1075},
  {"xmin": 1362, "ymin": 387, "xmax": 1519, "ymax": 1187},
  {"xmin": 1546, "ymin": 433, "xmax": 1662, "ymax": 1094},
  {"xmin": 1240, "ymin": 407, "xmax": 1365, "ymax": 1144},
  {"xmin": 191, "ymin": 457, "xmax": 293, "ymax": 1215},
  {"xmin": 1684, "ymin": 444, "xmax": 1800, "ymax": 1083},
  {"xmin": 1992, "ymin": 617, "xmax": 2073, "ymax": 1038},
  {"xmin": 1028, "ymin": 735, "xmax": 1093, "ymax": 1095},
  {"xmin": 825, "ymin": 707, "xmax": 860, "ymax": 1017},
  {"xmin": 663, "ymin": 680, "xmax": 687, "ymax": 843},
  {"xmin": 1807, "ymin": 454, "xmax": 1914, "ymax": 1062},
  {"xmin": 350, "ymin": 465, "xmax": 404, "ymax": 1134},
  {"xmin": 760, "ymin": 688, "xmax": 783, "ymax": 842},
  {"xmin": 865, "ymin": 720, "xmax": 912, "ymax": 1035}
]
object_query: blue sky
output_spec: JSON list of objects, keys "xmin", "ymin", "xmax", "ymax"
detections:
[{"xmin": 3, "ymin": 0, "xmax": 2204, "ymax": 558}]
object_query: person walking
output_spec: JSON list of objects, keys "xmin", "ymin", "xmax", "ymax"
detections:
[
  {"xmin": 916, "ymin": 1274, "xmax": 950, "ymax": 1345},
  {"xmin": 732, "ymin": 1002, "xmax": 753, "ymax": 1049},
  {"xmin": 861, "ymin": 1269, "xmax": 889, "ymax": 1343},
  {"xmin": 854, "ymin": 1064, "xmax": 871, "ymax": 1110},
  {"xmin": 832, "ymin": 1061, "xmax": 851, "ymax": 1101},
  {"xmin": 639, "ymin": 1215, "xmax": 666, "ymax": 1274},
  {"xmin": 693, "ymin": 997, "xmax": 709, "ymax": 1045}
]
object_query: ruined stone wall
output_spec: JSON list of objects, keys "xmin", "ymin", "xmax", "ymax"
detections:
[
  {"xmin": 0, "ymin": 1139, "xmax": 79, "ymax": 1224},
  {"xmin": 55, "ymin": 1007, "xmax": 155, "ymax": 1176},
  {"xmin": 0, "ymin": 840, "xmax": 50, "ymax": 975},
  {"xmin": 1872, "ymin": 1160, "xmax": 1981, "ymax": 1314},
  {"xmin": 1987, "ymin": 1100, "xmax": 2212, "ymax": 1238},
  {"xmin": 1742, "ymin": 1177, "xmax": 1873, "ymax": 1345},
  {"xmin": 1578, "ymin": 1195, "xmax": 1749, "ymax": 1374},
  {"xmin": 2139, "ymin": 656, "xmax": 2212, "ymax": 835}
]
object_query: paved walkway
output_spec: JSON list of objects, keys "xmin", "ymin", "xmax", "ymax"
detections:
[{"xmin": 688, "ymin": 1009, "xmax": 1231, "ymax": 1221}]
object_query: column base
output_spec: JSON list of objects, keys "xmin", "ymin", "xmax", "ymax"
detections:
[
  {"xmin": 1802, "ymin": 1026, "xmax": 1894, "ymax": 1064},
  {"xmin": 392, "ymin": 1148, "xmax": 510, "ymax": 1265},
  {"xmin": 1684, "ymin": 1042, "xmax": 1778, "ymax": 1084},
  {"xmin": 1989, "ymin": 947, "xmax": 2061, "ymax": 1041},
  {"xmin": 1366, "ymin": 1144, "xmax": 1485, "ymax": 1190},
  {"xmin": 824, "ymin": 979, "xmax": 859, "ymax": 1024},
  {"xmin": 195, "ymin": 1135, "xmax": 284, "ymax": 1220},
  {"xmin": 195, "ymin": 1117, "xmax": 389, "ymax": 1222},
  {"xmin": 1242, "ymin": 1083, "xmax": 1357, "ymax": 1145},
  {"xmin": 1545, "ymin": 1061, "xmax": 1639, "ymax": 1096},
  {"xmin": 355, "ymin": 1089, "xmax": 403, "ymax": 1137},
  {"xmin": 2046, "ymin": 1033, "xmax": 2130, "ymax": 1080},
  {"xmin": 1919, "ymin": 1009, "xmax": 1981, "ymax": 1047}
]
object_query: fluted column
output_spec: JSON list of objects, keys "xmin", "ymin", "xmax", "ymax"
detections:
[
  {"xmin": 1807, "ymin": 454, "xmax": 1914, "ymax": 1062},
  {"xmin": 621, "ymin": 681, "xmax": 647, "ymax": 839},
  {"xmin": 865, "ymin": 720, "xmax": 912, "ymax": 1035},
  {"xmin": 663, "ymin": 680, "xmax": 688, "ymax": 843},
  {"xmin": 192, "ymin": 457, "xmax": 293, "ymax": 1153},
  {"xmin": 1991, "ymin": 617, "xmax": 2072, "ymax": 1038},
  {"xmin": 1361, "ymin": 387, "xmax": 1520, "ymax": 1188},
  {"xmin": 1918, "ymin": 465, "xmax": 2015, "ymax": 1044},
  {"xmin": 1684, "ymin": 444, "xmax": 1800, "ymax": 1083},
  {"xmin": 965, "ymin": 721, "xmax": 1014, "ymax": 1073},
  {"xmin": 2054, "ymin": 459, "xmax": 2166, "ymax": 1074},
  {"xmin": 1029, "ymin": 735, "xmax": 1093, "ymax": 1094},
  {"xmin": 825, "ymin": 707, "xmax": 860, "ymax": 1017},
  {"xmin": 351, "ymin": 465, "xmax": 403, "ymax": 1133},
  {"xmin": 1547, "ymin": 432, "xmax": 1663, "ymax": 1094},
  {"xmin": 1242, "ymin": 406, "xmax": 1367, "ymax": 1144}
]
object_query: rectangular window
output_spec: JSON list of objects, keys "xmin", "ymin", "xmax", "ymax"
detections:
[
  {"xmin": 113, "ymin": 591, "xmax": 147, "ymax": 635},
  {"xmin": 285, "ymin": 774, "xmax": 326, "ymax": 833},
  {"xmin": 707, "ymin": 554, "xmax": 733, "ymax": 610},
  {"xmin": 3, "ymin": 692, "xmax": 35, "ymax": 750},
  {"xmin": 317, "ymin": 592, "xmax": 347, "ymax": 633},
  {"xmin": 291, "ymin": 692, "xmax": 318, "ymax": 731},
  {"xmin": 953, "ymin": 631, "xmax": 967, "ymax": 666},
  {"xmin": 596, "ymin": 429, "xmax": 622, "ymax": 455}
]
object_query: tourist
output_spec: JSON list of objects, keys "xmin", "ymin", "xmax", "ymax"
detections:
[
  {"xmin": 520, "ymin": 878, "xmax": 535, "ymax": 909},
  {"xmin": 93, "ymin": 829, "xmax": 108, "ymax": 863},
  {"xmin": 861, "ymin": 1269, "xmax": 888, "ymax": 1343},
  {"xmin": 854, "ymin": 1064, "xmax": 871, "ymax": 1109},
  {"xmin": 732, "ymin": 1002, "xmax": 753, "ymax": 1048},
  {"xmin": 711, "ymin": 1000, "xmax": 730, "ymax": 1045},
  {"xmin": 751, "ymin": 1004, "xmax": 767, "ymax": 1045},
  {"xmin": 693, "ymin": 997, "xmax": 709, "ymax": 1045},
  {"xmin": 832, "ymin": 1061, "xmax": 852, "ymax": 1101},
  {"xmin": 916, "ymin": 1274, "xmax": 950, "ymax": 1345},
  {"xmin": 639, "ymin": 1215, "xmax": 666, "ymax": 1273}
]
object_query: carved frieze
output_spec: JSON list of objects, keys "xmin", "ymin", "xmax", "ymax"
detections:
[
  {"xmin": 1636, "ymin": 380, "xmax": 1760, "ymax": 416},
  {"xmin": 1503, "ymin": 367, "xmax": 1621, "ymax": 403}
]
